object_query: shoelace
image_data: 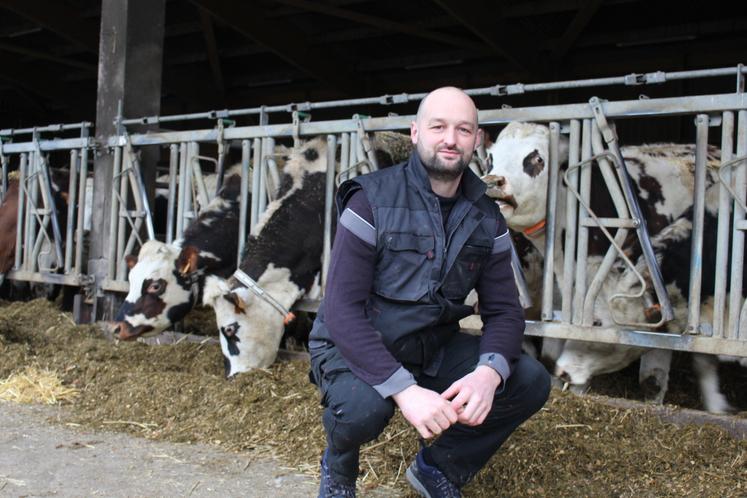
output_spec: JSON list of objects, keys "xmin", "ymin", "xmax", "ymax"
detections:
[{"xmin": 434, "ymin": 474, "xmax": 460, "ymax": 498}]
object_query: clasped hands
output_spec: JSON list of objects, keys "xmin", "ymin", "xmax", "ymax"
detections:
[{"xmin": 391, "ymin": 365, "xmax": 502, "ymax": 439}]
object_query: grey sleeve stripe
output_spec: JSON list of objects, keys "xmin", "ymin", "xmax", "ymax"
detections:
[
  {"xmin": 477, "ymin": 352, "xmax": 510, "ymax": 388},
  {"xmin": 340, "ymin": 208, "xmax": 377, "ymax": 246},
  {"xmin": 492, "ymin": 230, "xmax": 511, "ymax": 254},
  {"xmin": 373, "ymin": 366, "xmax": 416, "ymax": 399}
]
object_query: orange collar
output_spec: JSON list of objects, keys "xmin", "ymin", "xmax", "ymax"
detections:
[{"xmin": 523, "ymin": 219, "xmax": 546, "ymax": 238}]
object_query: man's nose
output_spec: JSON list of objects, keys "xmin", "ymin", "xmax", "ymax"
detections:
[{"xmin": 443, "ymin": 126, "xmax": 457, "ymax": 146}]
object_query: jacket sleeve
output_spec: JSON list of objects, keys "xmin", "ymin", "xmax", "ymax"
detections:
[{"xmin": 324, "ymin": 190, "xmax": 416, "ymax": 398}]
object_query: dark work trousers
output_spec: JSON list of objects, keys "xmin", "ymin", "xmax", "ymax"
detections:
[{"xmin": 309, "ymin": 332, "xmax": 551, "ymax": 487}]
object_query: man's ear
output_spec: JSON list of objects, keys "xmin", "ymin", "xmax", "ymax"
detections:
[
  {"xmin": 475, "ymin": 127, "xmax": 484, "ymax": 150},
  {"xmin": 410, "ymin": 121, "xmax": 418, "ymax": 145}
]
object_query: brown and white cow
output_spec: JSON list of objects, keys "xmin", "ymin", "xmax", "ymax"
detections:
[
  {"xmin": 485, "ymin": 121, "xmax": 745, "ymax": 413},
  {"xmin": 114, "ymin": 171, "xmax": 249, "ymax": 340},
  {"xmin": 204, "ymin": 133, "xmax": 413, "ymax": 377}
]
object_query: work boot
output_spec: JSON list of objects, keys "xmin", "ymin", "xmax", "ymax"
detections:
[
  {"xmin": 318, "ymin": 448, "xmax": 356, "ymax": 498},
  {"xmin": 406, "ymin": 450, "xmax": 461, "ymax": 498}
]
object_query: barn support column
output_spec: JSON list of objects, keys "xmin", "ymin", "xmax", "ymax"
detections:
[{"xmin": 78, "ymin": 0, "xmax": 166, "ymax": 323}]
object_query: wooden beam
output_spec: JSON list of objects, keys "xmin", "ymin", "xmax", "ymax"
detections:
[
  {"xmin": 432, "ymin": 0, "xmax": 540, "ymax": 75},
  {"xmin": 551, "ymin": 0, "xmax": 603, "ymax": 61},
  {"xmin": 272, "ymin": 0, "xmax": 484, "ymax": 51},
  {"xmin": 0, "ymin": 0, "xmax": 99, "ymax": 54},
  {"xmin": 197, "ymin": 7, "xmax": 225, "ymax": 102},
  {"xmin": 189, "ymin": 0, "xmax": 364, "ymax": 96}
]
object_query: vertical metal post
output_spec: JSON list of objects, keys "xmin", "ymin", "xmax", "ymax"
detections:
[
  {"xmin": 166, "ymin": 144, "xmax": 178, "ymax": 244},
  {"xmin": 184, "ymin": 142, "xmax": 196, "ymax": 222},
  {"xmin": 573, "ymin": 119, "xmax": 592, "ymax": 324},
  {"xmin": 190, "ymin": 142, "xmax": 209, "ymax": 211},
  {"xmin": 115, "ymin": 151, "xmax": 130, "ymax": 281},
  {"xmin": 562, "ymin": 120, "xmax": 580, "ymax": 322},
  {"xmin": 258, "ymin": 138, "xmax": 268, "ymax": 215},
  {"xmin": 237, "ymin": 139, "xmax": 251, "ymax": 264},
  {"xmin": 713, "ymin": 112, "xmax": 734, "ymax": 338},
  {"xmin": 24, "ymin": 150, "xmax": 39, "ymax": 271},
  {"xmin": 541, "ymin": 122, "xmax": 561, "ymax": 321},
  {"xmin": 14, "ymin": 153, "xmax": 26, "ymax": 270},
  {"xmin": 64, "ymin": 150, "xmax": 79, "ymax": 273},
  {"xmin": 322, "ymin": 135, "xmax": 337, "ymax": 293},
  {"xmin": 74, "ymin": 139, "xmax": 89, "ymax": 274},
  {"xmin": 265, "ymin": 136, "xmax": 279, "ymax": 200},
  {"xmin": 250, "ymin": 137, "xmax": 262, "ymax": 228},
  {"xmin": 107, "ymin": 146, "xmax": 122, "ymax": 280},
  {"xmin": 175, "ymin": 142, "xmax": 188, "ymax": 239},
  {"xmin": 348, "ymin": 131, "xmax": 358, "ymax": 179},
  {"xmin": 729, "ymin": 110, "xmax": 747, "ymax": 339},
  {"xmin": 687, "ymin": 114, "xmax": 710, "ymax": 334},
  {"xmin": 340, "ymin": 133, "xmax": 351, "ymax": 183}
]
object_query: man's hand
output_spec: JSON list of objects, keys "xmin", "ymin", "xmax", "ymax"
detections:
[
  {"xmin": 441, "ymin": 366, "xmax": 502, "ymax": 426},
  {"xmin": 392, "ymin": 385, "xmax": 459, "ymax": 439}
]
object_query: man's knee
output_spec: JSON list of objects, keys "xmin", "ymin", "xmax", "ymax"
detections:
[
  {"xmin": 504, "ymin": 354, "xmax": 551, "ymax": 413},
  {"xmin": 323, "ymin": 382, "xmax": 394, "ymax": 450}
]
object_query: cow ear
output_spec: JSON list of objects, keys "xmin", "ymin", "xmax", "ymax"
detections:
[
  {"xmin": 177, "ymin": 245, "xmax": 200, "ymax": 276},
  {"xmin": 225, "ymin": 291, "xmax": 247, "ymax": 314},
  {"xmin": 125, "ymin": 255, "xmax": 138, "ymax": 269}
]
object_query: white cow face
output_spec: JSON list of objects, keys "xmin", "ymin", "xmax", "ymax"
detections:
[
  {"xmin": 484, "ymin": 122, "xmax": 567, "ymax": 231},
  {"xmin": 114, "ymin": 240, "xmax": 195, "ymax": 340},
  {"xmin": 203, "ymin": 266, "xmax": 303, "ymax": 377}
]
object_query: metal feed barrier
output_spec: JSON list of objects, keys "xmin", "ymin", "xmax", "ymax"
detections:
[{"xmin": 1, "ymin": 65, "xmax": 746, "ymax": 360}]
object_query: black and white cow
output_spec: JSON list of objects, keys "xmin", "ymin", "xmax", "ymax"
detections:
[
  {"xmin": 484, "ymin": 121, "xmax": 745, "ymax": 413},
  {"xmin": 204, "ymin": 132, "xmax": 414, "ymax": 376},
  {"xmin": 114, "ymin": 171, "xmax": 249, "ymax": 340}
]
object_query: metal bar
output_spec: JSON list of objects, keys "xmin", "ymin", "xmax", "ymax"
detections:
[
  {"xmin": 541, "ymin": 122, "xmax": 560, "ymax": 321},
  {"xmin": 74, "ymin": 138, "xmax": 89, "ymax": 274},
  {"xmin": 3, "ymin": 138, "xmax": 91, "ymax": 153},
  {"xmin": 125, "ymin": 141, "xmax": 156, "ymax": 240},
  {"xmin": 340, "ymin": 133, "xmax": 350, "ymax": 185},
  {"xmin": 321, "ymin": 134, "xmax": 337, "ymax": 293},
  {"xmin": 348, "ymin": 131, "xmax": 358, "ymax": 179},
  {"xmin": 114, "ymin": 66, "xmax": 747, "ymax": 127},
  {"xmin": 582, "ymin": 229, "xmax": 629, "ymax": 326},
  {"xmin": 0, "ymin": 145, "xmax": 7, "ymax": 201},
  {"xmin": 175, "ymin": 143, "xmax": 188, "ymax": 239},
  {"xmin": 121, "ymin": 170, "xmax": 145, "ymax": 270},
  {"xmin": 0, "ymin": 122, "xmax": 92, "ymax": 136},
  {"xmin": 509, "ymin": 237, "xmax": 533, "ymax": 310},
  {"xmin": 14, "ymin": 154, "xmax": 26, "ymax": 271},
  {"xmin": 579, "ymin": 217, "xmax": 640, "ymax": 228},
  {"xmin": 191, "ymin": 146, "xmax": 210, "ymax": 212},
  {"xmin": 258, "ymin": 138, "xmax": 268, "ymax": 215},
  {"xmin": 35, "ymin": 150, "xmax": 64, "ymax": 267},
  {"xmin": 115, "ymin": 152, "xmax": 130, "ymax": 282},
  {"xmin": 250, "ymin": 138, "xmax": 262, "ymax": 229},
  {"xmin": 562, "ymin": 119, "xmax": 580, "ymax": 322},
  {"xmin": 265, "ymin": 137, "xmax": 280, "ymax": 200},
  {"xmin": 107, "ymin": 146, "xmax": 122, "ymax": 280},
  {"xmin": 731, "ymin": 110, "xmax": 747, "ymax": 339},
  {"xmin": 686, "ymin": 114, "xmax": 710, "ymax": 333},
  {"xmin": 166, "ymin": 144, "xmax": 178, "ymax": 244},
  {"xmin": 524, "ymin": 321, "xmax": 747, "ymax": 357},
  {"xmin": 237, "ymin": 139, "xmax": 251, "ymax": 264},
  {"xmin": 713, "ymin": 112, "xmax": 734, "ymax": 338},
  {"xmin": 184, "ymin": 143, "xmax": 196, "ymax": 224},
  {"xmin": 23, "ymin": 151, "xmax": 38, "ymax": 271},
  {"xmin": 64, "ymin": 149, "xmax": 78, "ymax": 272},
  {"xmin": 573, "ymin": 119, "xmax": 592, "ymax": 324}
]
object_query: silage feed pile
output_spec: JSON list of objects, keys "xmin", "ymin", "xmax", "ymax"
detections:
[{"xmin": 0, "ymin": 299, "xmax": 745, "ymax": 497}]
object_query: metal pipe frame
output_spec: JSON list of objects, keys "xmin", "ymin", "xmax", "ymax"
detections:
[
  {"xmin": 175, "ymin": 143, "xmax": 188, "ymax": 239},
  {"xmin": 0, "ymin": 122, "xmax": 92, "ymax": 137},
  {"xmin": 116, "ymin": 66, "xmax": 747, "ymax": 127},
  {"xmin": 250, "ymin": 138, "xmax": 262, "ymax": 229},
  {"xmin": 115, "ymin": 151, "xmax": 130, "ymax": 282},
  {"xmin": 572, "ymin": 119, "xmax": 593, "ymax": 324},
  {"xmin": 541, "ymin": 122, "xmax": 560, "ymax": 321},
  {"xmin": 64, "ymin": 149, "xmax": 79, "ymax": 273},
  {"xmin": 321, "ymin": 134, "xmax": 337, "ymax": 293},
  {"xmin": 732, "ymin": 111, "xmax": 747, "ymax": 339},
  {"xmin": 14, "ymin": 154, "xmax": 26, "ymax": 271},
  {"xmin": 107, "ymin": 145, "xmax": 122, "ymax": 280},
  {"xmin": 258, "ymin": 139, "xmax": 268, "ymax": 215},
  {"xmin": 74, "ymin": 136, "xmax": 89, "ymax": 274},
  {"xmin": 237, "ymin": 140, "xmax": 251, "ymax": 263},
  {"xmin": 166, "ymin": 144, "xmax": 178, "ymax": 244},
  {"xmin": 561, "ymin": 119, "xmax": 581, "ymax": 322}
]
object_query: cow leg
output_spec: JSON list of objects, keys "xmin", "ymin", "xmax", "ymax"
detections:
[
  {"xmin": 692, "ymin": 353, "xmax": 735, "ymax": 414},
  {"xmin": 638, "ymin": 348, "xmax": 671, "ymax": 404}
]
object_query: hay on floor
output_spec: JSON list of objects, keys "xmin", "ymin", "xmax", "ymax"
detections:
[{"xmin": 0, "ymin": 365, "xmax": 78, "ymax": 404}]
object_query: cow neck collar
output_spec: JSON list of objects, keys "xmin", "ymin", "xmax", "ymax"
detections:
[
  {"xmin": 523, "ymin": 219, "xmax": 546, "ymax": 238},
  {"xmin": 232, "ymin": 269, "xmax": 296, "ymax": 325}
]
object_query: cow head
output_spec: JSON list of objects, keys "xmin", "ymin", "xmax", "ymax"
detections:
[
  {"xmin": 484, "ymin": 122, "xmax": 568, "ymax": 231},
  {"xmin": 202, "ymin": 265, "xmax": 304, "ymax": 377},
  {"xmin": 114, "ymin": 240, "xmax": 200, "ymax": 340}
]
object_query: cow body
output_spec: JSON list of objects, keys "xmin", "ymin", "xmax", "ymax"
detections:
[
  {"xmin": 485, "ymin": 121, "xmax": 744, "ymax": 413},
  {"xmin": 205, "ymin": 132, "xmax": 413, "ymax": 377}
]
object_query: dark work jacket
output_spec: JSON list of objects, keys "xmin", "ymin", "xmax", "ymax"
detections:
[{"xmin": 310, "ymin": 153, "xmax": 501, "ymax": 368}]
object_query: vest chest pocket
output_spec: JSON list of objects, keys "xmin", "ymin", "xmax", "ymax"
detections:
[
  {"xmin": 376, "ymin": 232, "xmax": 434, "ymax": 301},
  {"xmin": 441, "ymin": 241, "xmax": 492, "ymax": 300}
]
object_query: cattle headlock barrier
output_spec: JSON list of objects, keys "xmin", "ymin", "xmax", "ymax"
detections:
[{"xmin": 1, "ymin": 65, "xmax": 746, "ymax": 359}]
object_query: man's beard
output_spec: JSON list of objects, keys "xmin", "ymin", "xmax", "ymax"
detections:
[{"xmin": 419, "ymin": 144, "xmax": 471, "ymax": 181}]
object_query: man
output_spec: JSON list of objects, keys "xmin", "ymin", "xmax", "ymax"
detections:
[{"xmin": 308, "ymin": 87, "xmax": 550, "ymax": 498}]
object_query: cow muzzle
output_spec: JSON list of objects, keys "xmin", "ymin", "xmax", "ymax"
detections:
[{"xmin": 114, "ymin": 321, "xmax": 155, "ymax": 341}]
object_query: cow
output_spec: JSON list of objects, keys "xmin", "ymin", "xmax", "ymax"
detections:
[
  {"xmin": 203, "ymin": 132, "xmax": 414, "ymax": 377},
  {"xmin": 484, "ymin": 121, "xmax": 745, "ymax": 413},
  {"xmin": 114, "ymin": 170, "xmax": 249, "ymax": 340}
]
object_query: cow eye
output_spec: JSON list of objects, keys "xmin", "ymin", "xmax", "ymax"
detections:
[{"xmin": 147, "ymin": 282, "xmax": 161, "ymax": 293}]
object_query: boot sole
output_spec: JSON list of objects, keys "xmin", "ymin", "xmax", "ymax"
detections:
[{"xmin": 406, "ymin": 466, "xmax": 432, "ymax": 498}]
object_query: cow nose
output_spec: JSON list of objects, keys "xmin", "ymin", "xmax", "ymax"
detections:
[{"xmin": 495, "ymin": 175, "xmax": 507, "ymax": 188}]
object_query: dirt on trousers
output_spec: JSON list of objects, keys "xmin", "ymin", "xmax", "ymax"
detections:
[{"xmin": 0, "ymin": 299, "xmax": 746, "ymax": 497}]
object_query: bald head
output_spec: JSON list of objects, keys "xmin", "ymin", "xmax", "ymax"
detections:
[{"xmin": 415, "ymin": 86, "xmax": 478, "ymax": 127}]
